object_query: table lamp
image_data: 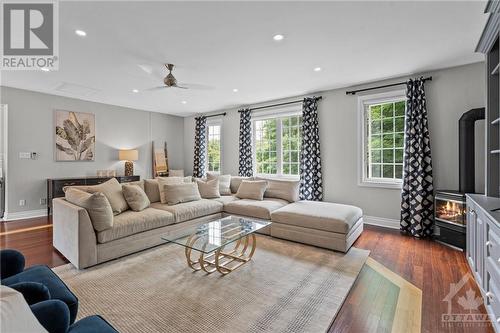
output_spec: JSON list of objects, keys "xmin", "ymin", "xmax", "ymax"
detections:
[{"xmin": 119, "ymin": 149, "xmax": 138, "ymax": 176}]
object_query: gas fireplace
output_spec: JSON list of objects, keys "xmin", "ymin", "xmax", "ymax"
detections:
[{"xmin": 434, "ymin": 190, "xmax": 466, "ymax": 249}]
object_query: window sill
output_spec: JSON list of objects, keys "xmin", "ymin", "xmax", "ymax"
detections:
[{"xmin": 358, "ymin": 180, "xmax": 402, "ymax": 190}]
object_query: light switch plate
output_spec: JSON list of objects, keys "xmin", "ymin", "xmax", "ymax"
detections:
[
  {"xmin": 19, "ymin": 199, "xmax": 26, "ymax": 206},
  {"xmin": 19, "ymin": 152, "xmax": 31, "ymax": 159}
]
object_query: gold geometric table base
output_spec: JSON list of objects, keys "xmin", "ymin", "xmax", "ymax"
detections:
[{"xmin": 184, "ymin": 233, "xmax": 257, "ymax": 275}]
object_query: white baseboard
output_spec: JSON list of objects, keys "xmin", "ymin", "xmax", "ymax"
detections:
[
  {"xmin": 363, "ymin": 215, "xmax": 400, "ymax": 229},
  {"xmin": 2, "ymin": 209, "xmax": 47, "ymax": 222}
]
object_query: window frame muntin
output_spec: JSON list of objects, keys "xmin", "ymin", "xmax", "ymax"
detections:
[{"xmin": 357, "ymin": 90, "xmax": 406, "ymax": 189}]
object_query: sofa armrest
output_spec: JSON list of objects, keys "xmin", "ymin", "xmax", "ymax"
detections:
[
  {"xmin": 52, "ymin": 198, "xmax": 97, "ymax": 269},
  {"xmin": 0, "ymin": 249, "xmax": 25, "ymax": 279}
]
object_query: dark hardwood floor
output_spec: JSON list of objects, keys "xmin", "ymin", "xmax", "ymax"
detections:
[{"xmin": 1, "ymin": 217, "xmax": 493, "ymax": 333}]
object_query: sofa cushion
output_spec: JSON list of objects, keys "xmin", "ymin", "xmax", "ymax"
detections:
[
  {"xmin": 196, "ymin": 179, "xmax": 220, "ymax": 199},
  {"xmin": 144, "ymin": 179, "xmax": 161, "ymax": 203},
  {"xmin": 0, "ymin": 286, "xmax": 49, "ymax": 333},
  {"xmin": 83, "ymin": 178, "xmax": 129, "ymax": 215},
  {"xmin": 97, "ymin": 208, "xmax": 175, "ymax": 243},
  {"xmin": 211, "ymin": 195, "xmax": 239, "ymax": 205},
  {"xmin": 207, "ymin": 173, "xmax": 231, "ymax": 195},
  {"xmin": 270, "ymin": 201, "xmax": 363, "ymax": 234},
  {"xmin": 65, "ymin": 188, "xmax": 113, "ymax": 231},
  {"xmin": 2, "ymin": 265, "xmax": 79, "ymax": 324},
  {"xmin": 256, "ymin": 177, "xmax": 299, "ymax": 202},
  {"xmin": 235, "ymin": 180, "xmax": 268, "ymax": 201},
  {"xmin": 163, "ymin": 183, "xmax": 202, "ymax": 205},
  {"xmin": 224, "ymin": 198, "xmax": 288, "ymax": 220},
  {"xmin": 122, "ymin": 184, "xmax": 150, "ymax": 212},
  {"xmin": 230, "ymin": 176, "xmax": 252, "ymax": 194},
  {"xmin": 157, "ymin": 177, "xmax": 189, "ymax": 203},
  {"xmin": 150, "ymin": 199, "xmax": 222, "ymax": 223}
]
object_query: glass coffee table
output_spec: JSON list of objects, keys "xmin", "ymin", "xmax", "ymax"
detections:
[{"xmin": 161, "ymin": 216, "xmax": 271, "ymax": 275}]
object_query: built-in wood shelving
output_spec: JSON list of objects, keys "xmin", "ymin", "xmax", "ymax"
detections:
[{"xmin": 492, "ymin": 63, "xmax": 500, "ymax": 75}]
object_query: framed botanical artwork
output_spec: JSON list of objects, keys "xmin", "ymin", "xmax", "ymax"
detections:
[{"xmin": 54, "ymin": 110, "xmax": 95, "ymax": 161}]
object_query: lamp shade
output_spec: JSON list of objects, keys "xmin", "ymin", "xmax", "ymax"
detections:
[{"xmin": 119, "ymin": 149, "xmax": 138, "ymax": 161}]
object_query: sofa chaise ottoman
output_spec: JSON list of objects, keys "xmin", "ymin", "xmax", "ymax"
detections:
[{"xmin": 270, "ymin": 201, "xmax": 363, "ymax": 252}]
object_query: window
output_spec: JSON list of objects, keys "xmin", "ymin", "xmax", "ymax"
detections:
[
  {"xmin": 207, "ymin": 123, "xmax": 221, "ymax": 173},
  {"xmin": 254, "ymin": 114, "xmax": 302, "ymax": 177},
  {"xmin": 359, "ymin": 91, "xmax": 406, "ymax": 188}
]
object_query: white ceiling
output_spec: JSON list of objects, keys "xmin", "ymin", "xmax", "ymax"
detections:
[{"xmin": 1, "ymin": 1, "xmax": 488, "ymax": 116}]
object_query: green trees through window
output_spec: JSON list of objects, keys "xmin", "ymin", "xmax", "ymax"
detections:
[
  {"xmin": 207, "ymin": 124, "xmax": 221, "ymax": 172},
  {"xmin": 254, "ymin": 115, "xmax": 302, "ymax": 176}
]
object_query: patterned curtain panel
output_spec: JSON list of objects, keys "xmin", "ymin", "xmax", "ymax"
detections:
[
  {"xmin": 192, "ymin": 116, "xmax": 207, "ymax": 178},
  {"xmin": 238, "ymin": 108, "xmax": 253, "ymax": 177},
  {"xmin": 400, "ymin": 77, "xmax": 434, "ymax": 238},
  {"xmin": 299, "ymin": 97, "xmax": 323, "ymax": 201}
]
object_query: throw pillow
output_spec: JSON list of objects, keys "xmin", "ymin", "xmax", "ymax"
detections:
[
  {"xmin": 121, "ymin": 179, "xmax": 144, "ymax": 190},
  {"xmin": 163, "ymin": 183, "xmax": 202, "ymax": 205},
  {"xmin": 230, "ymin": 176, "xmax": 253, "ymax": 193},
  {"xmin": 157, "ymin": 177, "xmax": 185, "ymax": 204},
  {"xmin": 235, "ymin": 180, "xmax": 268, "ymax": 201},
  {"xmin": 83, "ymin": 178, "xmax": 129, "ymax": 215},
  {"xmin": 0, "ymin": 286, "xmax": 49, "ymax": 333},
  {"xmin": 144, "ymin": 179, "xmax": 161, "ymax": 203},
  {"xmin": 122, "ymin": 184, "xmax": 150, "ymax": 211},
  {"xmin": 196, "ymin": 179, "xmax": 220, "ymax": 199},
  {"xmin": 255, "ymin": 177, "xmax": 300, "ymax": 202},
  {"xmin": 65, "ymin": 188, "xmax": 113, "ymax": 231},
  {"xmin": 207, "ymin": 173, "xmax": 231, "ymax": 195}
]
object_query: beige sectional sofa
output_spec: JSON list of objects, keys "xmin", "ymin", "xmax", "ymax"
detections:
[{"xmin": 53, "ymin": 176, "xmax": 363, "ymax": 269}]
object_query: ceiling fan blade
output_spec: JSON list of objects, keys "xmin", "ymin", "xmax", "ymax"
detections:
[
  {"xmin": 180, "ymin": 83, "xmax": 215, "ymax": 90},
  {"xmin": 145, "ymin": 86, "xmax": 169, "ymax": 91},
  {"xmin": 173, "ymin": 84, "xmax": 188, "ymax": 89}
]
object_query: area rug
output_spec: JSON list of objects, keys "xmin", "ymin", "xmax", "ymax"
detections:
[{"xmin": 53, "ymin": 235, "xmax": 369, "ymax": 333}]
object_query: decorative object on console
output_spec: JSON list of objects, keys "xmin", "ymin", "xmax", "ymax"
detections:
[
  {"xmin": 55, "ymin": 110, "xmax": 95, "ymax": 161},
  {"xmin": 400, "ymin": 77, "xmax": 434, "ymax": 238},
  {"xmin": 119, "ymin": 149, "xmax": 138, "ymax": 176},
  {"xmin": 299, "ymin": 97, "xmax": 323, "ymax": 201},
  {"xmin": 193, "ymin": 116, "xmax": 207, "ymax": 178},
  {"xmin": 152, "ymin": 141, "xmax": 169, "ymax": 177}
]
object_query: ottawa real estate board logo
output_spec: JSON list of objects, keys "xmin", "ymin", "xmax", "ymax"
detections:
[{"xmin": 1, "ymin": 1, "xmax": 59, "ymax": 70}]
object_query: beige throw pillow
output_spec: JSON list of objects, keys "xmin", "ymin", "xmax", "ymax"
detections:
[
  {"xmin": 256, "ymin": 177, "xmax": 300, "ymax": 202},
  {"xmin": 82, "ymin": 178, "xmax": 129, "ymax": 215},
  {"xmin": 122, "ymin": 184, "xmax": 150, "ymax": 211},
  {"xmin": 65, "ymin": 188, "xmax": 113, "ymax": 231},
  {"xmin": 144, "ymin": 179, "xmax": 161, "ymax": 203},
  {"xmin": 235, "ymin": 180, "xmax": 267, "ymax": 201},
  {"xmin": 196, "ymin": 179, "xmax": 220, "ymax": 199},
  {"xmin": 121, "ymin": 179, "xmax": 144, "ymax": 190},
  {"xmin": 157, "ymin": 177, "xmax": 185, "ymax": 204},
  {"xmin": 1, "ymin": 286, "xmax": 49, "ymax": 333},
  {"xmin": 207, "ymin": 173, "xmax": 231, "ymax": 195},
  {"xmin": 230, "ymin": 176, "xmax": 253, "ymax": 193},
  {"xmin": 163, "ymin": 183, "xmax": 202, "ymax": 205}
]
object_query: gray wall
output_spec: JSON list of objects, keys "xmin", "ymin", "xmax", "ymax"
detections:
[
  {"xmin": 1, "ymin": 86, "xmax": 184, "ymax": 214},
  {"xmin": 184, "ymin": 62, "xmax": 486, "ymax": 220}
]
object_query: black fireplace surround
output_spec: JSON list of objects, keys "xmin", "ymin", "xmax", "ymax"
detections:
[{"xmin": 434, "ymin": 108, "xmax": 485, "ymax": 249}]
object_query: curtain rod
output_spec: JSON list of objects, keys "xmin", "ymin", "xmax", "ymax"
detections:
[
  {"xmin": 196, "ymin": 112, "xmax": 226, "ymax": 119},
  {"xmin": 239, "ymin": 96, "xmax": 323, "ymax": 112},
  {"xmin": 345, "ymin": 76, "xmax": 432, "ymax": 95}
]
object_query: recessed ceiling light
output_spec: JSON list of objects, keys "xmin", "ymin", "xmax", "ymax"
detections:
[
  {"xmin": 132, "ymin": 89, "xmax": 139, "ymax": 93},
  {"xmin": 40, "ymin": 67, "xmax": 50, "ymax": 72},
  {"xmin": 75, "ymin": 30, "xmax": 87, "ymax": 37},
  {"xmin": 273, "ymin": 34, "xmax": 284, "ymax": 41},
  {"xmin": 181, "ymin": 101, "xmax": 187, "ymax": 104},
  {"xmin": 233, "ymin": 88, "xmax": 238, "ymax": 92},
  {"xmin": 313, "ymin": 67, "xmax": 322, "ymax": 72}
]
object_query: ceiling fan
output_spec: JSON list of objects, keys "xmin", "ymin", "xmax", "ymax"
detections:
[{"xmin": 146, "ymin": 63, "xmax": 213, "ymax": 91}]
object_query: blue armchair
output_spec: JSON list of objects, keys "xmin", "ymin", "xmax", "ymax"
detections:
[{"xmin": 1, "ymin": 249, "xmax": 78, "ymax": 324}]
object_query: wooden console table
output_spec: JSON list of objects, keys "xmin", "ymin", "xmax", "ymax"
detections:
[{"xmin": 47, "ymin": 175, "xmax": 140, "ymax": 215}]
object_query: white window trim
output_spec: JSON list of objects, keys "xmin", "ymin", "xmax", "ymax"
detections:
[
  {"xmin": 252, "ymin": 106, "xmax": 302, "ymax": 179},
  {"xmin": 206, "ymin": 119, "xmax": 223, "ymax": 174},
  {"xmin": 357, "ymin": 90, "xmax": 405, "ymax": 189}
]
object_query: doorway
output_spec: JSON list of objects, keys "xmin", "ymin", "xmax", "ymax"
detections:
[{"xmin": 0, "ymin": 104, "xmax": 7, "ymax": 219}]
